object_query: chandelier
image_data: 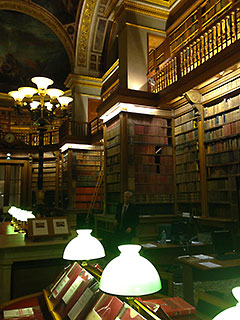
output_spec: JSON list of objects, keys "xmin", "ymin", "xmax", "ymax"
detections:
[{"xmin": 8, "ymin": 76, "xmax": 73, "ymax": 127}]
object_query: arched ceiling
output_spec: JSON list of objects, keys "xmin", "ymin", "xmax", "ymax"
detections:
[{"xmin": 0, "ymin": 0, "xmax": 178, "ymax": 94}]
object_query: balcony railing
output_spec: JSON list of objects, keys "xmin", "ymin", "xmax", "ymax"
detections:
[
  {"xmin": 148, "ymin": 4, "xmax": 240, "ymax": 93},
  {"xmin": 0, "ymin": 118, "xmax": 103, "ymax": 148}
]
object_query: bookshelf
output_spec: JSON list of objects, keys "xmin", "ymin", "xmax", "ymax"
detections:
[
  {"xmin": 31, "ymin": 152, "xmax": 60, "ymax": 207},
  {"xmin": 174, "ymin": 104, "xmax": 201, "ymax": 215},
  {"xmin": 127, "ymin": 113, "xmax": 174, "ymax": 214},
  {"xmin": 203, "ymin": 86, "xmax": 240, "ymax": 220},
  {"xmin": 105, "ymin": 117, "xmax": 121, "ymax": 213},
  {"xmin": 61, "ymin": 148, "xmax": 104, "ymax": 216}
]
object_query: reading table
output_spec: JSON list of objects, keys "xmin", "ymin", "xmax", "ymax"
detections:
[
  {"xmin": 0, "ymin": 232, "xmax": 71, "ymax": 304},
  {"xmin": 177, "ymin": 254, "xmax": 240, "ymax": 305}
]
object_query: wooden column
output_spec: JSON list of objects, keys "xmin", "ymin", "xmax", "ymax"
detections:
[{"xmin": 120, "ymin": 112, "xmax": 128, "ymax": 199}]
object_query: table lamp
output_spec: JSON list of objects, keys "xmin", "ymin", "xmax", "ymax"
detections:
[
  {"xmin": 63, "ymin": 229, "xmax": 105, "ymax": 261},
  {"xmin": 99, "ymin": 244, "xmax": 161, "ymax": 296},
  {"xmin": 212, "ymin": 287, "xmax": 240, "ymax": 320}
]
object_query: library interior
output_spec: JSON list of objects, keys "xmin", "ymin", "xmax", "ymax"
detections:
[{"xmin": 0, "ymin": 0, "xmax": 240, "ymax": 319}]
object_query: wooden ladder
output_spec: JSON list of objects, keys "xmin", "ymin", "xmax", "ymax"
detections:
[{"xmin": 86, "ymin": 166, "xmax": 104, "ymax": 224}]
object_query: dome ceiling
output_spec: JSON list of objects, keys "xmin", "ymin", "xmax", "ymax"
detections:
[{"xmin": 0, "ymin": 0, "xmax": 177, "ymax": 95}]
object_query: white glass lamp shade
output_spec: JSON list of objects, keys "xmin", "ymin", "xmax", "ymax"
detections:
[
  {"xmin": 99, "ymin": 244, "xmax": 162, "ymax": 296},
  {"xmin": 31, "ymin": 76, "xmax": 53, "ymax": 90},
  {"xmin": 46, "ymin": 88, "xmax": 64, "ymax": 99},
  {"xmin": 30, "ymin": 101, "xmax": 39, "ymax": 109},
  {"xmin": 45, "ymin": 102, "xmax": 53, "ymax": 110},
  {"xmin": 58, "ymin": 96, "xmax": 73, "ymax": 107},
  {"xmin": 18, "ymin": 87, "xmax": 38, "ymax": 97},
  {"xmin": 63, "ymin": 229, "xmax": 105, "ymax": 261},
  {"xmin": 8, "ymin": 90, "xmax": 25, "ymax": 101},
  {"xmin": 212, "ymin": 287, "xmax": 240, "ymax": 320}
]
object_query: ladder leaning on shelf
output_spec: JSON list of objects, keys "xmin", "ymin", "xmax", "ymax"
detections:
[{"xmin": 86, "ymin": 165, "xmax": 104, "ymax": 224}]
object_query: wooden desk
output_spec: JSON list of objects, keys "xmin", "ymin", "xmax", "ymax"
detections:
[
  {"xmin": 177, "ymin": 255, "xmax": 240, "ymax": 305},
  {"xmin": 0, "ymin": 232, "xmax": 72, "ymax": 304},
  {"xmin": 141, "ymin": 242, "xmax": 213, "ymax": 266}
]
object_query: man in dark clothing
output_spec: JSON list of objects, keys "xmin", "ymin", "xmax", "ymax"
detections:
[{"xmin": 113, "ymin": 191, "xmax": 139, "ymax": 246}]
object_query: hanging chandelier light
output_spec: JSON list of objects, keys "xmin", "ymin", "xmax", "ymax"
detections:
[{"xmin": 8, "ymin": 76, "xmax": 73, "ymax": 126}]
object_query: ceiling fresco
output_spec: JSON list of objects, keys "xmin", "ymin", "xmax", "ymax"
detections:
[
  {"xmin": 0, "ymin": 10, "xmax": 71, "ymax": 94},
  {"xmin": 32, "ymin": 0, "xmax": 79, "ymax": 25}
]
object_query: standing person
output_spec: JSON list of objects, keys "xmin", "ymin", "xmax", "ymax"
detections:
[{"xmin": 113, "ymin": 191, "xmax": 139, "ymax": 246}]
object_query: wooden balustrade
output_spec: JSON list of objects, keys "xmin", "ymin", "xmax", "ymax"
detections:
[{"xmin": 148, "ymin": 4, "xmax": 240, "ymax": 94}]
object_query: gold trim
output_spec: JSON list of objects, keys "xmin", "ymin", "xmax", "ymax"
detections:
[
  {"xmin": 102, "ymin": 60, "xmax": 119, "ymax": 82},
  {"xmin": 0, "ymin": 0, "xmax": 74, "ymax": 68},
  {"xmin": 126, "ymin": 22, "xmax": 166, "ymax": 35},
  {"xmin": 65, "ymin": 74, "xmax": 102, "ymax": 89},
  {"xmin": 76, "ymin": 0, "xmax": 97, "ymax": 68},
  {"xmin": 114, "ymin": 1, "xmax": 169, "ymax": 22}
]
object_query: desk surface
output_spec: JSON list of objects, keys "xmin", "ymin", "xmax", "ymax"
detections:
[{"xmin": 177, "ymin": 254, "xmax": 240, "ymax": 270}]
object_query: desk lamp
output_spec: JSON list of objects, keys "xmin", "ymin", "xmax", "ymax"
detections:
[
  {"xmin": 63, "ymin": 229, "xmax": 105, "ymax": 262},
  {"xmin": 212, "ymin": 287, "xmax": 240, "ymax": 320},
  {"xmin": 99, "ymin": 244, "xmax": 161, "ymax": 296}
]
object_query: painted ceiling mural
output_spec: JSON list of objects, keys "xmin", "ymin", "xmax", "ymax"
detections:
[
  {"xmin": 0, "ymin": 9, "xmax": 71, "ymax": 94},
  {"xmin": 32, "ymin": 0, "xmax": 79, "ymax": 25}
]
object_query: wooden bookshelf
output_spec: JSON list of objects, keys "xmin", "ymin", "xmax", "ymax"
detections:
[
  {"xmin": 174, "ymin": 104, "xmax": 201, "ymax": 215},
  {"xmin": 105, "ymin": 117, "xmax": 121, "ymax": 213},
  {"xmin": 128, "ymin": 113, "xmax": 174, "ymax": 214},
  {"xmin": 203, "ymin": 85, "xmax": 240, "ymax": 220}
]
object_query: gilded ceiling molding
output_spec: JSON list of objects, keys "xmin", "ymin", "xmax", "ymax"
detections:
[
  {"xmin": 0, "ymin": 0, "xmax": 74, "ymax": 68},
  {"xmin": 76, "ymin": 0, "xmax": 97, "ymax": 68},
  {"xmin": 114, "ymin": 0, "xmax": 169, "ymax": 23}
]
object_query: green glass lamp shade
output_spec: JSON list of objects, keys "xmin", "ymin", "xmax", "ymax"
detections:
[
  {"xmin": 63, "ymin": 229, "xmax": 105, "ymax": 261},
  {"xmin": 99, "ymin": 244, "xmax": 162, "ymax": 296},
  {"xmin": 212, "ymin": 287, "xmax": 240, "ymax": 320}
]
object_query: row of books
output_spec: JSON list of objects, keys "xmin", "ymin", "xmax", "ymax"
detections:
[
  {"xmin": 204, "ymin": 120, "xmax": 240, "ymax": 140},
  {"xmin": 204, "ymin": 97, "xmax": 239, "ymax": 118},
  {"xmin": 205, "ymin": 136, "xmax": 240, "ymax": 153},
  {"xmin": 106, "ymin": 164, "xmax": 120, "ymax": 174},
  {"xmin": 207, "ymin": 179, "xmax": 228, "ymax": 190},
  {"xmin": 176, "ymin": 161, "xmax": 199, "ymax": 173},
  {"xmin": 207, "ymin": 191, "xmax": 229, "ymax": 202},
  {"xmin": 175, "ymin": 153, "xmax": 198, "ymax": 164},
  {"xmin": 106, "ymin": 173, "xmax": 120, "ymax": 183},
  {"xmin": 135, "ymin": 184, "xmax": 174, "ymax": 194},
  {"xmin": 203, "ymin": 77, "xmax": 240, "ymax": 102},
  {"xmin": 106, "ymin": 145, "xmax": 120, "ymax": 157},
  {"xmin": 202, "ymin": 0, "xmax": 230, "ymax": 24},
  {"xmin": 204, "ymin": 108, "xmax": 239, "ymax": 128},
  {"xmin": 128, "ymin": 135, "xmax": 171, "ymax": 146},
  {"xmin": 133, "ymin": 154, "xmax": 173, "ymax": 165},
  {"xmin": 176, "ymin": 171, "xmax": 200, "ymax": 183},
  {"xmin": 106, "ymin": 154, "xmax": 120, "ymax": 165},
  {"xmin": 75, "ymin": 194, "xmax": 102, "ymax": 202},
  {"xmin": 106, "ymin": 135, "xmax": 120, "ymax": 148},
  {"xmin": 175, "ymin": 130, "xmax": 198, "ymax": 144},
  {"xmin": 206, "ymin": 149, "xmax": 240, "ymax": 165},
  {"xmin": 106, "ymin": 127, "xmax": 120, "ymax": 140},
  {"xmin": 176, "ymin": 193, "xmax": 200, "ymax": 202},
  {"xmin": 128, "ymin": 115, "xmax": 170, "ymax": 127},
  {"xmin": 74, "ymin": 152, "xmax": 101, "ymax": 160},
  {"xmin": 133, "ymin": 125, "xmax": 168, "ymax": 136},
  {"xmin": 135, "ymin": 174, "xmax": 173, "ymax": 184},
  {"xmin": 175, "ymin": 120, "xmax": 197, "ymax": 135},
  {"xmin": 106, "ymin": 183, "xmax": 120, "ymax": 192},
  {"xmin": 135, "ymin": 193, "xmax": 174, "ymax": 203},
  {"xmin": 177, "ymin": 182, "xmax": 200, "ymax": 192},
  {"xmin": 135, "ymin": 164, "xmax": 173, "ymax": 175},
  {"xmin": 75, "ymin": 202, "xmax": 102, "ymax": 210},
  {"xmin": 174, "ymin": 109, "xmax": 195, "ymax": 126}
]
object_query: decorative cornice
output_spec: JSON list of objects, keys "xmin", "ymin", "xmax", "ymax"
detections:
[
  {"xmin": 65, "ymin": 73, "xmax": 102, "ymax": 89},
  {"xmin": 0, "ymin": 0, "xmax": 74, "ymax": 68},
  {"xmin": 76, "ymin": 0, "xmax": 97, "ymax": 68},
  {"xmin": 126, "ymin": 22, "xmax": 166, "ymax": 35},
  {"xmin": 114, "ymin": 0, "xmax": 169, "ymax": 22}
]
